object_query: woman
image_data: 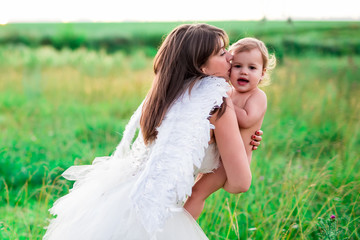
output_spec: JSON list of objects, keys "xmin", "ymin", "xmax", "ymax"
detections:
[{"xmin": 44, "ymin": 23, "xmax": 261, "ymax": 239}]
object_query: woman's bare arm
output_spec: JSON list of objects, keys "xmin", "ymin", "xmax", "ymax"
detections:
[{"xmin": 210, "ymin": 98, "xmax": 252, "ymax": 193}]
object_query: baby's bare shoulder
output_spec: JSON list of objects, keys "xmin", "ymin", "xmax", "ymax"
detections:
[
  {"xmin": 251, "ymin": 88, "xmax": 266, "ymax": 98},
  {"xmin": 247, "ymin": 88, "xmax": 267, "ymax": 104}
]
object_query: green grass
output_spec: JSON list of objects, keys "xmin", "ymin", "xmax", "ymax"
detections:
[{"xmin": 0, "ymin": 43, "xmax": 359, "ymax": 239}]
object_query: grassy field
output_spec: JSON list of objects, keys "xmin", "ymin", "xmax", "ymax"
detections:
[{"xmin": 0, "ymin": 21, "xmax": 360, "ymax": 239}]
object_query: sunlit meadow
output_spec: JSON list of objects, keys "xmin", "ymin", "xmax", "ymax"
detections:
[{"xmin": 0, "ymin": 22, "xmax": 359, "ymax": 239}]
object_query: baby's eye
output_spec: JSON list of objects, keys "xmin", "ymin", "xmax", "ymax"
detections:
[
  {"xmin": 250, "ymin": 66, "xmax": 256, "ymax": 70},
  {"xmin": 233, "ymin": 64, "xmax": 241, "ymax": 68}
]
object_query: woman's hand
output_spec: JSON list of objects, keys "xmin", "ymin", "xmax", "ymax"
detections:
[{"xmin": 251, "ymin": 130, "xmax": 263, "ymax": 150}]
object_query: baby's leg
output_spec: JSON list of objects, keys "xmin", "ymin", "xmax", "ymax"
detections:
[{"xmin": 184, "ymin": 164, "xmax": 226, "ymax": 220}]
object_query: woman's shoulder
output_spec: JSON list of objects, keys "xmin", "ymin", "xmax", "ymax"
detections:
[
  {"xmin": 199, "ymin": 76, "xmax": 228, "ymax": 87},
  {"xmin": 191, "ymin": 76, "xmax": 230, "ymax": 96},
  {"xmin": 180, "ymin": 76, "xmax": 229, "ymax": 104}
]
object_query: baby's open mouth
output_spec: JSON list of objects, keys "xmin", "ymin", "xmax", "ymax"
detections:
[{"xmin": 237, "ymin": 78, "xmax": 249, "ymax": 85}]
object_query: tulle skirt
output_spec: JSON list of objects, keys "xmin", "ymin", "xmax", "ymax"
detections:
[{"xmin": 43, "ymin": 156, "xmax": 208, "ymax": 240}]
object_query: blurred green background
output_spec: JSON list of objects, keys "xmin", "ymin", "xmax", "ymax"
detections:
[{"xmin": 0, "ymin": 21, "xmax": 359, "ymax": 239}]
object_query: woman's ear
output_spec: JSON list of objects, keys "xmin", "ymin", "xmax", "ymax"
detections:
[{"xmin": 200, "ymin": 66, "xmax": 206, "ymax": 74}]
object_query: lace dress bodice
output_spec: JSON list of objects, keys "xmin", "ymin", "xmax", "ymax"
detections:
[
  {"xmin": 195, "ymin": 143, "xmax": 220, "ymax": 175},
  {"xmin": 127, "ymin": 136, "xmax": 220, "ymax": 178}
]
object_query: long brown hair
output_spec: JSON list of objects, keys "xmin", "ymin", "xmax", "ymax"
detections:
[{"xmin": 140, "ymin": 23, "xmax": 229, "ymax": 145}]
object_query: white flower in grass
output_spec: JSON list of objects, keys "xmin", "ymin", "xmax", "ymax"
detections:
[{"xmin": 292, "ymin": 224, "xmax": 299, "ymax": 229}]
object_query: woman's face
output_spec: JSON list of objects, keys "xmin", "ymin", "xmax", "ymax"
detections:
[{"xmin": 201, "ymin": 40, "xmax": 233, "ymax": 80}]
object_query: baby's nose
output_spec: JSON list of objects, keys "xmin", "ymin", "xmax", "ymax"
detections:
[{"xmin": 240, "ymin": 69, "xmax": 248, "ymax": 74}]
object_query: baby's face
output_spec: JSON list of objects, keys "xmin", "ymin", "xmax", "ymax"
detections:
[{"xmin": 230, "ymin": 48, "xmax": 265, "ymax": 93}]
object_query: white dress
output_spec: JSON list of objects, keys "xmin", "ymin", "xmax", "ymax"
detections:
[{"xmin": 43, "ymin": 76, "xmax": 229, "ymax": 240}]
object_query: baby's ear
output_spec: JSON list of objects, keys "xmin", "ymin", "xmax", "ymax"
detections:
[
  {"xmin": 262, "ymin": 68, "xmax": 267, "ymax": 77},
  {"xmin": 258, "ymin": 68, "xmax": 266, "ymax": 83}
]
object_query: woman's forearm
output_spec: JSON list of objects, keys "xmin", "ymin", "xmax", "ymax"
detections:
[{"xmin": 191, "ymin": 164, "xmax": 249, "ymax": 195}]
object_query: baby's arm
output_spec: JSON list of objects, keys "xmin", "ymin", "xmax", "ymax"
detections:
[
  {"xmin": 233, "ymin": 90, "xmax": 267, "ymax": 129},
  {"xmin": 184, "ymin": 164, "xmax": 226, "ymax": 220}
]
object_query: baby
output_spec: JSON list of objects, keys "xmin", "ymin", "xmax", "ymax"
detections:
[
  {"xmin": 184, "ymin": 37, "xmax": 276, "ymax": 219},
  {"xmin": 228, "ymin": 37, "xmax": 275, "ymax": 162}
]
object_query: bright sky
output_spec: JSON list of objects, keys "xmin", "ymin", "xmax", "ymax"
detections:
[{"xmin": 0, "ymin": 0, "xmax": 359, "ymax": 24}]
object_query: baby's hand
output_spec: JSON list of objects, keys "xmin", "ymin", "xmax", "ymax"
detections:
[{"xmin": 251, "ymin": 130, "xmax": 263, "ymax": 150}]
